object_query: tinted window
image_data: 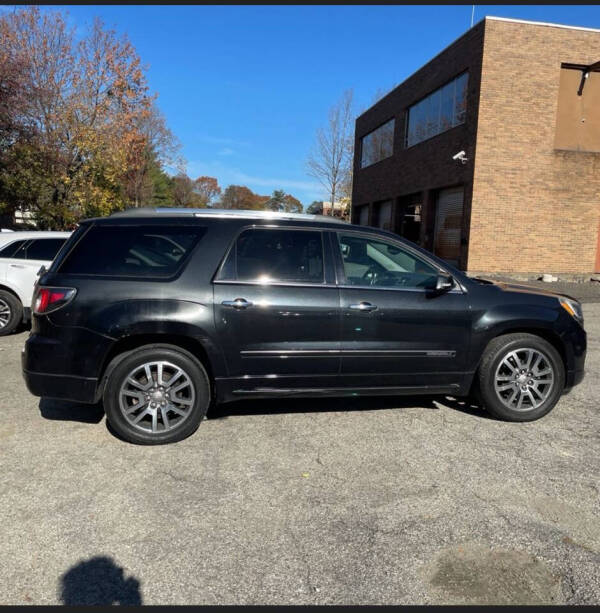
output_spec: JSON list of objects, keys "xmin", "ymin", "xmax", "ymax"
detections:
[
  {"xmin": 0, "ymin": 239, "xmax": 27, "ymax": 258},
  {"xmin": 338, "ymin": 233, "xmax": 439, "ymax": 289},
  {"xmin": 361, "ymin": 119, "xmax": 395, "ymax": 168},
  {"xmin": 25, "ymin": 238, "xmax": 67, "ymax": 261},
  {"xmin": 406, "ymin": 72, "xmax": 468, "ymax": 147},
  {"xmin": 59, "ymin": 226, "xmax": 204, "ymax": 277},
  {"xmin": 220, "ymin": 229, "xmax": 324, "ymax": 284}
]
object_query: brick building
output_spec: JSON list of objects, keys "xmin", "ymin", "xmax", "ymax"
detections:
[{"xmin": 351, "ymin": 17, "xmax": 600, "ymax": 277}]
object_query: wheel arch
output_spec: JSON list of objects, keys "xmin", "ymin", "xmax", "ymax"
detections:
[
  {"xmin": 467, "ymin": 326, "xmax": 568, "ymax": 397},
  {"xmin": 95, "ymin": 333, "xmax": 217, "ymax": 402},
  {"xmin": 0, "ymin": 283, "xmax": 23, "ymax": 304},
  {"xmin": 481, "ymin": 327, "xmax": 567, "ymax": 375}
]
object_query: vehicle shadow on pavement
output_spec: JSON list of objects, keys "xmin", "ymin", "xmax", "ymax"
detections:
[
  {"xmin": 208, "ymin": 394, "xmax": 493, "ymax": 421},
  {"xmin": 59, "ymin": 556, "xmax": 142, "ymax": 605},
  {"xmin": 39, "ymin": 398, "xmax": 105, "ymax": 424},
  {"xmin": 208, "ymin": 395, "xmax": 442, "ymax": 419},
  {"xmin": 433, "ymin": 395, "xmax": 495, "ymax": 420}
]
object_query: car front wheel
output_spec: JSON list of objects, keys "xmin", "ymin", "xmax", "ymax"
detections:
[
  {"xmin": 477, "ymin": 333, "xmax": 565, "ymax": 422},
  {"xmin": 103, "ymin": 344, "xmax": 211, "ymax": 444}
]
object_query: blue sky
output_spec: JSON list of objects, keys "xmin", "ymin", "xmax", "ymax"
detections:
[{"xmin": 8, "ymin": 5, "xmax": 600, "ymax": 205}]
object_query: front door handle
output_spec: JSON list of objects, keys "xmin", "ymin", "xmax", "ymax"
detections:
[
  {"xmin": 221, "ymin": 298, "xmax": 253, "ymax": 310},
  {"xmin": 349, "ymin": 302, "xmax": 378, "ymax": 312}
]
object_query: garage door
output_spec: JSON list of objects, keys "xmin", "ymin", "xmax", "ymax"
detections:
[
  {"xmin": 434, "ymin": 187, "xmax": 464, "ymax": 267},
  {"xmin": 358, "ymin": 205, "xmax": 369, "ymax": 226},
  {"xmin": 377, "ymin": 200, "xmax": 393, "ymax": 230}
]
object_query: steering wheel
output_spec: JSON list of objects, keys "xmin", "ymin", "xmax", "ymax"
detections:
[{"xmin": 362, "ymin": 266, "xmax": 382, "ymax": 285}]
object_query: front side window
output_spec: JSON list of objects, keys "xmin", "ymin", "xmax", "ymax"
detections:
[
  {"xmin": 25, "ymin": 238, "xmax": 67, "ymax": 261},
  {"xmin": 59, "ymin": 226, "xmax": 204, "ymax": 277},
  {"xmin": 0, "ymin": 239, "xmax": 27, "ymax": 258},
  {"xmin": 406, "ymin": 72, "xmax": 468, "ymax": 147},
  {"xmin": 361, "ymin": 119, "xmax": 395, "ymax": 168},
  {"xmin": 219, "ymin": 228, "xmax": 324, "ymax": 284},
  {"xmin": 337, "ymin": 233, "xmax": 439, "ymax": 289}
]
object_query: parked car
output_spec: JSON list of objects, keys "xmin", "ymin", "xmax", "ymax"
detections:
[
  {"xmin": 0, "ymin": 231, "xmax": 71, "ymax": 335},
  {"xmin": 22, "ymin": 209, "xmax": 586, "ymax": 444}
]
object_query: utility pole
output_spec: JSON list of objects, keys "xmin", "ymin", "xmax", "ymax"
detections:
[{"xmin": 471, "ymin": 5, "xmax": 475, "ymax": 28}]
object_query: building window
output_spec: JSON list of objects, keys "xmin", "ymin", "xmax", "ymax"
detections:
[
  {"xmin": 555, "ymin": 65, "xmax": 600, "ymax": 152},
  {"xmin": 406, "ymin": 72, "xmax": 468, "ymax": 148},
  {"xmin": 361, "ymin": 119, "xmax": 395, "ymax": 168}
]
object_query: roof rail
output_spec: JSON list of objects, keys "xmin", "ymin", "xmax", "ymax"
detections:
[{"xmin": 109, "ymin": 207, "xmax": 348, "ymax": 224}]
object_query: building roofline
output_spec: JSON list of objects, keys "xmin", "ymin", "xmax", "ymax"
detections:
[
  {"xmin": 355, "ymin": 18, "xmax": 486, "ymax": 121},
  {"xmin": 356, "ymin": 14, "xmax": 600, "ymax": 122},
  {"xmin": 486, "ymin": 15, "xmax": 600, "ymax": 34}
]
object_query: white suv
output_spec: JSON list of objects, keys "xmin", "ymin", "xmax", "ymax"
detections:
[{"xmin": 0, "ymin": 231, "xmax": 71, "ymax": 335}]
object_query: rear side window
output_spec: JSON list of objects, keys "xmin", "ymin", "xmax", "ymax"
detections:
[
  {"xmin": 0, "ymin": 239, "xmax": 27, "ymax": 258},
  {"xmin": 58, "ymin": 225, "xmax": 204, "ymax": 278},
  {"xmin": 219, "ymin": 228, "xmax": 324, "ymax": 284},
  {"xmin": 24, "ymin": 238, "xmax": 67, "ymax": 261}
]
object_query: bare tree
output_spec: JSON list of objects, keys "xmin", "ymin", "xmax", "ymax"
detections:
[
  {"xmin": 306, "ymin": 89, "xmax": 354, "ymax": 216},
  {"xmin": 123, "ymin": 103, "xmax": 182, "ymax": 207}
]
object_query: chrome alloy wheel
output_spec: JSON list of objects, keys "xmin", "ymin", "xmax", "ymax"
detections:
[
  {"xmin": 0, "ymin": 298, "xmax": 11, "ymax": 329},
  {"xmin": 494, "ymin": 348, "xmax": 555, "ymax": 411},
  {"xmin": 118, "ymin": 361, "xmax": 196, "ymax": 434}
]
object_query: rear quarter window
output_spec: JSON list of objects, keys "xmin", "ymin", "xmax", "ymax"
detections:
[
  {"xmin": 58, "ymin": 225, "xmax": 205, "ymax": 278},
  {"xmin": 0, "ymin": 239, "xmax": 27, "ymax": 258},
  {"xmin": 25, "ymin": 238, "xmax": 67, "ymax": 261}
]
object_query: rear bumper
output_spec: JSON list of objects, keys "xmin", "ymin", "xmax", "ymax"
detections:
[
  {"xmin": 22, "ymin": 367, "xmax": 98, "ymax": 404},
  {"xmin": 22, "ymin": 339, "xmax": 99, "ymax": 403}
]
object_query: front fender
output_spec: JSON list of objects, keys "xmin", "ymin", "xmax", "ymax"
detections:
[{"xmin": 467, "ymin": 303, "xmax": 563, "ymax": 372}]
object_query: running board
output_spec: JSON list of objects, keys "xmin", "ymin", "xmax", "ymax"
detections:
[{"xmin": 231, "ymin": 384, "xmax": 460, "ymax": 397}]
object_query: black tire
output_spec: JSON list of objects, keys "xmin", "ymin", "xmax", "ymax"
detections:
[
  {"xmin": 0, "ymin": 290, "xmax": 23, "ymax": 337},
  {"xmin": 103, "ymin": 344, "xmax": 211, "ymax": 445},
  {"xmin": 477, "ymin": 333, "xmax": 565, "ymax": 422}
]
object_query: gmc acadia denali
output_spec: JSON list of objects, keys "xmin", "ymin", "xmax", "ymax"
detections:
[{"xmin": 22, "ymin": 208, "xmax": 586, "ymax": 444}]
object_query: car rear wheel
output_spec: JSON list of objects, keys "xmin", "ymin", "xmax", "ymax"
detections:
[
  {"xmin": 103, "ymin": 344, "xmax": 211, "ymax": 444},
  {"xmin": 0, "ymin": 290, "xmax": 22, "ymax": 336},
  {"xmin": 477, "ymin": 333, "xmax": 565, "ymax": 422}
]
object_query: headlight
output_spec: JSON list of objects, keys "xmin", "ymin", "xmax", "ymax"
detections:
[{"xmin": 559, "ymin": 296, "xmax": 584, "ymax": 326}]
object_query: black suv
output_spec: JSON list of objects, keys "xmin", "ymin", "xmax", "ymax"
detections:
[{"xmin": 22, "ymin": 208, "xmax": 586, "ymax": 444}]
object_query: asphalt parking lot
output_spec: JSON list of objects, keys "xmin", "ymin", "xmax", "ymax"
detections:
[{"xmin": 0, "ymin": 306, "xmax": 598, "ymax": 605}]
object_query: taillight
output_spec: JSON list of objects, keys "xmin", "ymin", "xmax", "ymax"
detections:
[{"xmin": 33, "ymin": 287, "xmax": 76, "ymax": 315}]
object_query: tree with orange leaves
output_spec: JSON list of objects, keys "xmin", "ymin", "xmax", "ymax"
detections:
[{"xmin": 0, "ymin": 7, "xmax": 162, "ymax": 228}]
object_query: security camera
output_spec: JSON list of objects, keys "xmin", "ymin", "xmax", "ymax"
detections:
[{"xmin": 452, "ymin": 150, "xmax": 468, "ymax": 164}]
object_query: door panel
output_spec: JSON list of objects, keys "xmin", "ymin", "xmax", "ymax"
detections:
[
  {"xmin": 335, "ymin": 231, "xmax": 472, "ymax": 388},
  {"xmin": 212, "ymin": 227, "xmax": 341, "ymax": 388},
  {"xmin": 5, "ymin": 258, "xmax": 48, "ymax": 306},
  {"xmin": 340, "ymin": 287, "xmax": 470, "ymax": 387},
  {"xmin": 214, "ymin": 284, "xmax": 340, "ymax": 380},
  {"xmin": 4, "ymin": 238, "xmax": 67, "ymax": 306}
]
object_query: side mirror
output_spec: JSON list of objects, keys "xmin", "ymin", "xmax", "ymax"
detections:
[{"xmin": 435, "ymin": 273, "xmax": 454, "ymax": 292}]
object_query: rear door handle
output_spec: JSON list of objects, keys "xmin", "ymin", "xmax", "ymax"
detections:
[
  {"xmin": 221, "ymin": 298, "xmax": 253, "ymax": 310},
  {"xmin": 349, "ymin": 302, "xmax": 378, "ymax": 312},
  {"xmin": 9, "ymin": 264, "xmax": 25, "ymax": 269}
]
